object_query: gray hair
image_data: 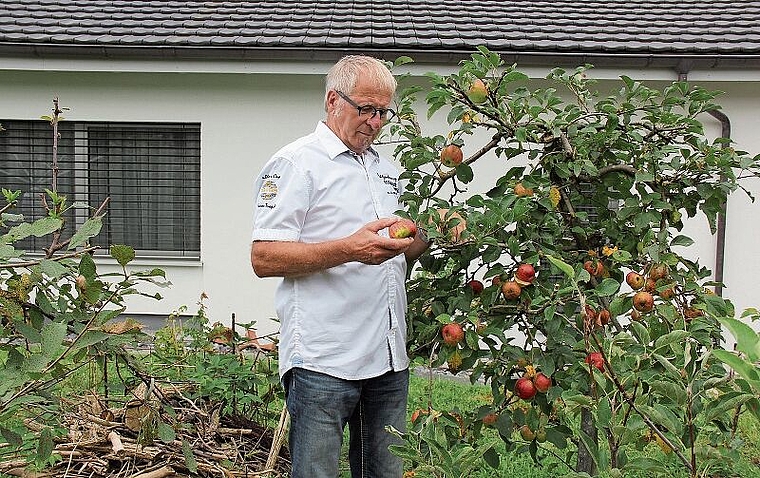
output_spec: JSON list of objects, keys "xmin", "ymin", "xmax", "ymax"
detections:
[{"xmin": 324, "ymin": 55, "xmax": 397, "ymax": 111}]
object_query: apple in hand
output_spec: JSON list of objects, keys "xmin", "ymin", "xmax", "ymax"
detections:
[{"xmin": 389, "ymin": 219, "xmax": 417, "ymax": 239}]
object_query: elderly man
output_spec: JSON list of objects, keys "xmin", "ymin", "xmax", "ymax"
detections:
[{"xmin": 251, "ymin": 55, "xmax": 430, "ymax": 478}]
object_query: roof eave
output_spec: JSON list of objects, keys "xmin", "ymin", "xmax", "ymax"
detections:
[{"xmin": 2, "ymin": 43, "xmax": 760, "ymax": 71}]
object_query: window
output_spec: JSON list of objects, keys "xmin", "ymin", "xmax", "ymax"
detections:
[{"xmin": 0, "ymin": 121, "xmax": 201, "ymax": 258}]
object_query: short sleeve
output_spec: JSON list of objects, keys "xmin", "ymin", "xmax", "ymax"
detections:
[{"xmin": 252, "ymin": 156, "xmax": 310, "ymax": 242}]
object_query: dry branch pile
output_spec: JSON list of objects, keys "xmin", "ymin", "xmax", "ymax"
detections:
[{"xmin": 0, "ymin": 382, "xmax": 290, "ymax": 478}]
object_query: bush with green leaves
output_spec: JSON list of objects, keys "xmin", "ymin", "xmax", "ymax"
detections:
[
  {"xmin": 388, "ymin": 48, "xmax": 760, "ymax": 477},
  {"xmin": 0, "ymin": 105, "xmax": 169, "ymax": 469}
]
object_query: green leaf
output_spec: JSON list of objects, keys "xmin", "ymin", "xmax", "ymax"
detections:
[
  {"xmin": 704, "ymin": 391, "xmax": 755, "ymax": 423},
  {"xmin": 35, "ymin": 427, "xmax": 55, "ymax": 467},
  {"xmin": 670, "ymin": 235, "xmax": 694, "ymax": 247},
  {"xmin": 157, "ymin": 421, "xmax": 177, "ymax": 443},
  {"xmin": 703, "ymin": 293, "xmax": 732, "ymax": 317},
  {"xmin": 546, "ymin": 254, "xmax": 575, "ymax": 280},
  {"xmin": 717, "ymin": 316, "xmax": 760, "ymax": 362},
  {"xmin": 7, "ymin": 216, "xmax": 63, "ymax": 240},
  {"xmin": 182, "ymin": 439, "xmax": 198, "ymax": 473},
  {"xmin": 597, "ymin": 397, "xmax": 612, "ymax": 428},
  {"xmin": 79, "ymin": 252, "xmax": 97, "ymax": 278},
  {"xmin": 653, "ymin": 330, "xmax": 689, "ymax": 351},
  {"xmin": 712, "ymin": 350, "xmax": 760, "ymax": 386},
  {"xmin": 68, "ymin": 217, "xmax": 103, "ymax": 249},
  {"xmin": 0, "ymin": 425, "xmax": 23, "ymax": 447},
  {"xmin": 110, "ymin": 244, "xmax": 135, "ymax": 267},
  {"xmin": 652, "ymin": 353, "xmax": 682, "ymax": 379},
  {"xmin": 38, "ymin": 259, "xmax": 70, "ymax": 279},
  {"xmin": 596, "ymin": 278, "xmax": 620, "ymax": 296},
  {"xmin": 41, "ymin": 322, "xmax": 67, "ymax": 360},
  {"xmin": 456, "ymin": 163, "xmax": 474, "ymax": 183}
]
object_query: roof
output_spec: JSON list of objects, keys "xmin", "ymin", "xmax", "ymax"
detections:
[{"xmin": 1, "ymin": 0, "xmax": 760, "ymax": 68}]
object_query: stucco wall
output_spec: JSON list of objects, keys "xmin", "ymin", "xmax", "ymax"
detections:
[{"xmin": 1, "ymin": 60, "xmax": 759, "ymax": 338}]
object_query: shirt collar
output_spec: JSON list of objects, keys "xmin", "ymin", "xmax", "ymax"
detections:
[{"xmin": 316, "ymin": 121, "xmax": 379, "ymax": 164}]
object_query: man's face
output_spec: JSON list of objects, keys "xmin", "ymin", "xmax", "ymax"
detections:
[{"xmin": 325, "ymin": 77, "xmax": 394, "ymax": 155}]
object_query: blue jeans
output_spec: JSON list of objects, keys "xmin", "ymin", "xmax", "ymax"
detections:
[{"xmin": 284, "ymin": 367, "xmax": 409, "ymax": 478}]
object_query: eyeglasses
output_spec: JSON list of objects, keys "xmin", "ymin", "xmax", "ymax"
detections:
[{"xmin": 335, "ymin": 90, "xmax": 396, "ymax": 121}]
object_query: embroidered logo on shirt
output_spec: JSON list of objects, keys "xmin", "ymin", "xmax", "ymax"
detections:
[{"xmin": 259, "ymin": 180, "xmax": 279, "ymax": 201}]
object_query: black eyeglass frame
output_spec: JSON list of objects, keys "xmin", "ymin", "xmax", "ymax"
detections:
[{"xmin": 335, "ymin": 90, "xmax": 396, "ymax": 121}]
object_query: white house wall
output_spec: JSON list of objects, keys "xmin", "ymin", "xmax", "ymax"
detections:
[{"xmin": 1, "ymin": 61, "xmax": 759, "ymax": 337}]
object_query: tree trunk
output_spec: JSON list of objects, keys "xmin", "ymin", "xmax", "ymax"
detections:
[{"xmin": 577, "ymin": 407, "xmax": 598, "ymax": 475}]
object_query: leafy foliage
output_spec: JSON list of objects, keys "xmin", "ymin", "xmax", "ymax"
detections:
[
  {"xmin": 0, "ymin": 102, "xmax": 167, "ymax": 470},
  {"xmin": 389, "ymin": 47, "xmax": 760, "ymax": 477}
]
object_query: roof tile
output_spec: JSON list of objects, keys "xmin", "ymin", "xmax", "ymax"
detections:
[{"xmin": 0, "ymin": 0, "xmax": 757, "ymax": 61}]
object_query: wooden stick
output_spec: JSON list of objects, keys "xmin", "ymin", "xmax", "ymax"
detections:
[
  {"xmin": 107, "ymin": 431, "xmax": 125, "ymax": 454},
  {"xmin": 128, "ymin": 465, "xmax": 175, "ymax": 478},
  {"xmin": 264, "ymin": 404, "xmax": 289, "ymax": 475}
]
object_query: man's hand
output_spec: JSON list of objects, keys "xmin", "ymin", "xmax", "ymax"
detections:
[
  {"xmin": 350, "ymin": 217, "xmax": 414, "ymax": 265},
  {"xmin": 251, "ymin": 217, "xmax": 414, "ymax": 277}
]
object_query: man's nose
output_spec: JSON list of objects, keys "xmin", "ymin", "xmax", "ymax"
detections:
[{"xmin": 366, "ymin": 114, "xmax": 384, "ymax": 129}]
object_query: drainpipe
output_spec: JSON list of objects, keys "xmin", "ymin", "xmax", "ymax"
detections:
[{"xmin": 678, "ymin": 71, "xmax": 729, "ymax": 297}]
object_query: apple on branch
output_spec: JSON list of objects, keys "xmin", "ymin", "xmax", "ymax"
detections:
[
  {"xmin": 467, "ymin": 78, "xmax": 488, "ymax": 104},
  {"xmin": 440, "ymin": 144, "xmax": 463, "ymax": 168},
  {"xmin": 441, "ymin": 322, "xmax": 464, "ymax": 346}
]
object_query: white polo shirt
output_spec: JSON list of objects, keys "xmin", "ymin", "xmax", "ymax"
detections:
[{"xmin": 252, "ymin": 122, "xmax": 410, "ymax": 380}]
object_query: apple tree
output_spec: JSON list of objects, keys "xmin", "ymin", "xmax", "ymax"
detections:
[{"xmin": 388, "ymin": 48, "xmax": 760, "ymax": 477}]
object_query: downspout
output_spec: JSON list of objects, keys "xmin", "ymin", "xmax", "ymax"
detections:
[{"xmin": 678, "ymin": 71, "xmax": 729, "ymax": 297}]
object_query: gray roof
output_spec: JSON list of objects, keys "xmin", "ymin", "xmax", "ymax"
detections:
[{"xmin": 2, "ymin": 0, "xmax": 760, "ymax": 68}]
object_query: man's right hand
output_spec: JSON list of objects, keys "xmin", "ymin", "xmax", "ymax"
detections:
[{"xmin": 349, "ymin": 217, "xmax": 414, "ymax": 265}]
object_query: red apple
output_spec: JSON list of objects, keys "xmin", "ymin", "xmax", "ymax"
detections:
[
  {"xmin": 533, "ymin": 372, "xmax": 552, "ymax": 393},
  {"xmin": 520, "ymin": 424, "xmax": 536, "ymax": 441},
  {"xmin": 467, "ymin": 279, "xmax": 484, "ymax": 295},
  {"xmin": 514, "ymin": 376, "xmax": 537, "ymax": 400},
  {"xmin": 597, "ymin": 308, "xmax": 611, "ymax": 326},
  {"xmin": 644, "ymin": 278, "xmax": 657, "ymax": 293},
  {"xmin": 501, "ymin": 280, "xmax": 522, "ymax": 300},
  {"xmin": 584, "ymin": 260, "xmax": 604, "ymax": 277},
  {"xmin": 626, "ymin": 271, "xmax": 645, "ymax": 290},
  {"xmin": 467, "ymin": 78, "xmax": 488, "ymax": 104},
  {"xmin": 441, "ymin": 322, "xmax": 464, "ymax": 346},
  {"xmin": 482, "ymin": 413, "xmax": 498, "ymax": 426},
  {"xmin": 585, "ymin": 352, "xmax": 604, "ymax": 372},
  {"xmin": 440, "ymin": 144, "xmax": 463, "ymax": 168},
  {"xmin": 633, "ymin": 291, "xmax": 654, "ymax": 313},
  {"xmin": 514, "ymin": 263, "xmax": 536, "ymax": 286},
  {"xmin": 649, "ymin": 263, "xmax": 669, "ymax": 281},
  {"xmin": 388, "ymin": 218, "xmax": 417, "ymax": 239}
]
